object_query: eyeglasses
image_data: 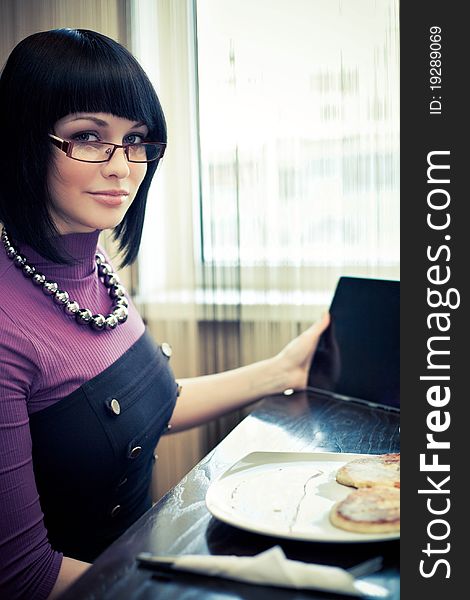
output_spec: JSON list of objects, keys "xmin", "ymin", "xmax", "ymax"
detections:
[{"xmin": 49, "ymin": 134, "xmax": 166, "ymax": 163}]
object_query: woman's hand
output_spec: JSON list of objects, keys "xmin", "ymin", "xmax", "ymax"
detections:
[
  {"xmin": 274, "ymin": 313, "xmax": 330, "ymax": 392},
  {"xmin": 170, "ymin": 313, "xmax": 330, "ymax": 432}
]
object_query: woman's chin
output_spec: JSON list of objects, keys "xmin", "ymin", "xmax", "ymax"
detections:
[{"xmin": 51, "ymin": 213, "xmax": 127, "ymax": 235}]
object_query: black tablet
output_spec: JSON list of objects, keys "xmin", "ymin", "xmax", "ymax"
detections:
[{"xmin": 308, "ymin": 276, "xmax": 400, "ymax": 410}]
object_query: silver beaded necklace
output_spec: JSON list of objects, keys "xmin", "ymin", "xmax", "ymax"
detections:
[{"xmin": 1, "ymin": 227, "xmax": 129, "ymax": 331}]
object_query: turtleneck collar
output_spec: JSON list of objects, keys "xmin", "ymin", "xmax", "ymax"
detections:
[{"xmin": 16, "ymin": 230, "xmax": 102, "ymax": 281}]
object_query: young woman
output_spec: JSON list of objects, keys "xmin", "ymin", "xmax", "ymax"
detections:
[{"xmin": 0, "ymin": 29, "xmax": 328, "ymax": 599}]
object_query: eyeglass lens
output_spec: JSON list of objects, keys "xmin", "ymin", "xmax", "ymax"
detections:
[{"xmin": 71, "ymin": 142, "xmax": 161, "ymax": 163}]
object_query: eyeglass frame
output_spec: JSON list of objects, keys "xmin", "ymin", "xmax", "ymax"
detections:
[{"xmin": 48, "ymin": 134, "xmax": 166, "ymax": 163}]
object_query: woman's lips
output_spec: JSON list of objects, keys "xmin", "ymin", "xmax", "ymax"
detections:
[{"xmin": 88, "ymin": 191, "xmax": 129, "ymax": 206}]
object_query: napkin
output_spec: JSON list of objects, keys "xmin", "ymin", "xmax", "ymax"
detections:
[{"xmin": 137, "ymin": 545, "xmax": 389, "ymax": 597}]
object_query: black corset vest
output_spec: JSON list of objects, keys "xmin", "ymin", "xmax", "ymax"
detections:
[{"xmin": 29, "ymin": 330, "xmax": 178, "ymax": 562}]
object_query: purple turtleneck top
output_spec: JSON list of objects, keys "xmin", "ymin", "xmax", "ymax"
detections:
[{"xmin": 0, "ymin": 230, "xmax": 145, "ymax": 599}]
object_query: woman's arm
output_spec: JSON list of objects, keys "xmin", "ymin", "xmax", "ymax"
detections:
[
  {"xmin": 47, "ymin": 557, "xmax": 90, "ymax": 599},
  {"xmin": 168, "ymin": 314, "xmax": 329, "ymax": 432}
]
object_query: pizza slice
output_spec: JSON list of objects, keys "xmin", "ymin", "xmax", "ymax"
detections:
[
  {"xmin": 330, "ymin": 486, "xmax": 400, "ymax": 534},
  {"xmin": 335, "ymin": 453, "xmax": 400, "ymax": 489}
]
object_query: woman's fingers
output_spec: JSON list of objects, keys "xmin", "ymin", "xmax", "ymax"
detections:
[{"xmin": 299, "ymin": 312, "xmax": 330, "ymax": 359}]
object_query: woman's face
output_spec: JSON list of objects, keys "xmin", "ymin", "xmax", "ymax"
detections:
[{"xmin": 48, "ymin": 112, "xmax": 149, "ymax": 234}]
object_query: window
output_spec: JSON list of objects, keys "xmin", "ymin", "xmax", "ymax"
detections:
[{"xmin": 195, "ymin": 0, "xmax": 399, "ymax": 271}]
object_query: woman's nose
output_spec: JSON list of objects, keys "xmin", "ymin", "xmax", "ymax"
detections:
[{"xmin": 100, "ymin": 147, "xmax": 130, "ymax": 178}]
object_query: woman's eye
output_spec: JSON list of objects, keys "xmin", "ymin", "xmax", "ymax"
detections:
[
  {"xmin": 125, "ymin": 133, "xmax": 145, "ymax": 145},
  {"xmin": 72, "ymin": 132, "xmax": 100, "ymax": 142}
]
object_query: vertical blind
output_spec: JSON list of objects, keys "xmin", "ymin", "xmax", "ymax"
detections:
[{"xmin": 195, "ymin": 0, "xmax": 399, "ymax": 316}]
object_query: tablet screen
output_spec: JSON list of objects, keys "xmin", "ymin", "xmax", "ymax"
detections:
[{"xmin": 308, "ymin": 276, "xmax": 400, "ymax": 409}]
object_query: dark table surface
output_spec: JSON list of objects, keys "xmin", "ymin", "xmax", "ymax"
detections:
[{"xmin": 60, "ymin": 390, "xmax": 400, "ymax": 600}]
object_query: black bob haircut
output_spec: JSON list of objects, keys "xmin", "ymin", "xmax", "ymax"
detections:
[{"xmin": 0, "ymin": 28, "xmax": 166, "ymax": 266}]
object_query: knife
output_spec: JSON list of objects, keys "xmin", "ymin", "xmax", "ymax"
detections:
[{"xmin": 136, "ymin": 553, "xmax": 390, "ymax": 598}]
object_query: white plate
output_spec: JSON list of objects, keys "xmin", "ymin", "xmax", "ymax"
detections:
[{"xmin": 206, "ymin": 451, "xmax": 400, "ymax": 543}]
